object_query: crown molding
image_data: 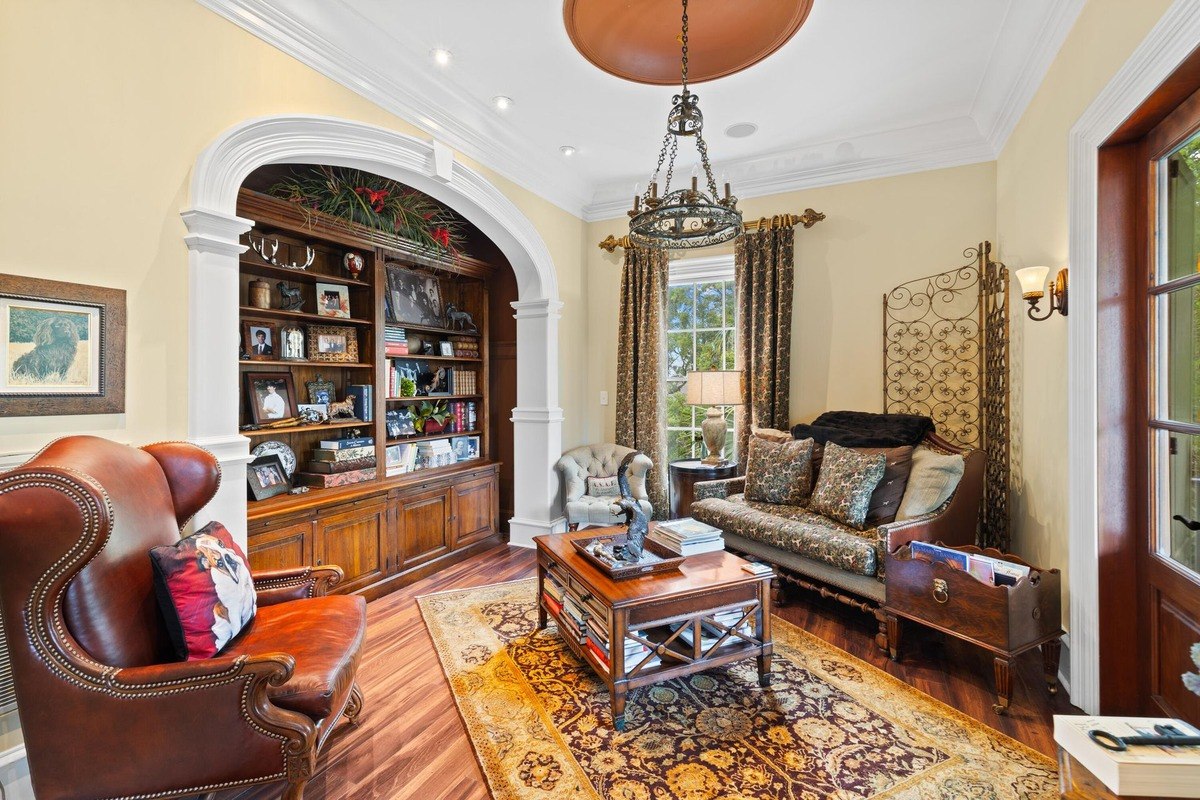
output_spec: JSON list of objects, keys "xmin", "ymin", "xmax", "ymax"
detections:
[
  {"xmin": 196, "ymin": 0, "xmax": 591, "ymax": 217},
  {"xmin": 971, "ymin": 0, "xmax": 1086, "ymax": 154},
  {"xmin": 583, "ymin": 115, "xmax": 996, "ymax": 222}
]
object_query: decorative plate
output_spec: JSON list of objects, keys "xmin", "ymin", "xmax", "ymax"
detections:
[{"xmin": 252, "ymin": 440, "xmax": 297, "ymax": 478}]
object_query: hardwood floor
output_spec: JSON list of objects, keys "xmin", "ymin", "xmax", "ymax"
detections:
[{"xmin": 224, "ymin": 544, "xmax": 1077, "ymax": 800}]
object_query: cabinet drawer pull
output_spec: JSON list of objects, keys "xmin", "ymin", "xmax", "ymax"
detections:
[
  {"xmin": 932, "ymin": 578, "xmax": 949, "ymax": 604},
  {"xmin": 316, "ymin": 559, "xmax": 323, "ymax": 566}
]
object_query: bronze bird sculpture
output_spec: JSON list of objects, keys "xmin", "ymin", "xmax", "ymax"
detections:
[{"xmin": 612, "ymin": 451, "xmax": 650, "ymax": 562}]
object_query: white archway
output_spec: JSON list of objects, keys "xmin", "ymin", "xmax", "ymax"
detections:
[{"xmin": 181, "ymin": 115, "xmax": 565, "ymax": 546}]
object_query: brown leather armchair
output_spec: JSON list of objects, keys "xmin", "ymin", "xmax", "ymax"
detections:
[{"xmin": 0, "ymin": 436, "xmax": 367, "ymax": 800}]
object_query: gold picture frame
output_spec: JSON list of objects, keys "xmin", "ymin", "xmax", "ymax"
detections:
[{"xmin": 306, "ymin": 324, "xmax": 360, "ymax": 363}]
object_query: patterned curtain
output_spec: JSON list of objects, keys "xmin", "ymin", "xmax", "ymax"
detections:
[
  {"xmin": 616, "ymin": 245, "xmax": 669, "ymax": 518},
  {"xmin": 735, "ymin": 223, "xmax": 795, "ymax": 467}
]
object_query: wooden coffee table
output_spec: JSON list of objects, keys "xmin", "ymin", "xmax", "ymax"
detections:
[{"xmin": 534, "ymin": 526, "xmax": 774, "ymax": 730}]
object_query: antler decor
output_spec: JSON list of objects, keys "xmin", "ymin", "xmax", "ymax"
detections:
[
  {"xmin": 598, "ymin": 209, "xmax": 826, "ymax": 252},
  {"xmin": 249, "ymin": 234, "xmax": 315, "ymax": 270}
]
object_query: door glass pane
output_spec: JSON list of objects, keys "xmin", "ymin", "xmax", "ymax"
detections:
[
  {"xmin": 1156, "ymin": 430, "xmax": 1200, "ymax": 574},
  {"xmin": 1162, "ymin": 286, "xmax": 1200, "ymax": 424},
  {"xmin": 1163, "ymin": 138, "xmax": 1200, "ymax": 283}
]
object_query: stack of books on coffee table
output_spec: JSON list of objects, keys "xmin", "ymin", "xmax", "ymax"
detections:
[{"xmin": 648, "ymin": 518, "xmax": 724, "ymax": 556}]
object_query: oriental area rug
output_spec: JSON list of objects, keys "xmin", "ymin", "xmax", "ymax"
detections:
[{"xmin": 419, "ymin": 579, "xmax": 1057, "ymax": 800}]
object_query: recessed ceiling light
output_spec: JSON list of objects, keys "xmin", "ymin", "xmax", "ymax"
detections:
[
  {"xmin": 559, "ymin": 146, "xmax": 577, "ymax": 157},
  {"xmin": 430, "ymin": 48, "xmax": 452, "ymax": 66},
  {"xmin": 725, "ymin": 122, "xmax": 758, "ymax": 138},
  {"xmin": 492, "ymin": 95, "xmax": 514, "ymax": 111}
]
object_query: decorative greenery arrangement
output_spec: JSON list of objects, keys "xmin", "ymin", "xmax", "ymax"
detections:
[
  {"xmin": 400, "ymin": 376, "xmax": 417, "ymax": 398},
  {"xmin": 1186, "ymin": 643, "xmax": 1200, "ymax": 697},
  {"xmin": 270, "ymin": 166, "xmax": 462, "ymax": 256},
  {"xmin": 413, "ymin": 400, "xmax": 452, "ymax": 433}
]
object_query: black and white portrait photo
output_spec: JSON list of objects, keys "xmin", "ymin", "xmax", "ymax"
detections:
[{"xmin": 386, "ymin": 266, "xmax": 443, "ymax": 326}]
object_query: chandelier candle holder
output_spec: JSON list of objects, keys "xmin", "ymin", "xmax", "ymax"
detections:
[{"xmin": 627, "ymin": 0, "xmax": 743, "ymax": 250}]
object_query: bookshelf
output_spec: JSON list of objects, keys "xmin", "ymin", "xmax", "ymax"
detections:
[{"xmin": 235, "ymin": 186, "xmax": 502, "ymax": 598}]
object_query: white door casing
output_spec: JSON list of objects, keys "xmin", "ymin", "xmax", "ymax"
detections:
[{"xmin": 182, "ymin": 114, "xmax": 566, "ymax": 547}]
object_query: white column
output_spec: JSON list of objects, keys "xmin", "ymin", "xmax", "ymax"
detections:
[
  {"xmin": 508, "ymin": 298, "xmax": 567, "ymax": 546},
  {"xmin": 181, "ymin": 208, "xmax": 254, "ymax": 546}
]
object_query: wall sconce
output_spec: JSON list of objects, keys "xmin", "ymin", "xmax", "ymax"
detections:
[{"xmin": 1014, "ymin": 266, "xmax": 1068, "ymax": 320}]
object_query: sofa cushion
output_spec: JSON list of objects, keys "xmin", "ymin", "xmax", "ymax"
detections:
[
  {"xmin": 567, "ymin": 494, "xmax": 653, "ymax": 525},
  {"xmin": 808, "ymin": 442, "xmax": 887, "ymax": 530},
  {"xmin": 587, "ymin": 475, "xmax": 621, "ymax": 497},
  {"xmin": 896, "ymin": 446, "xmax": 965, "ymax": 521},
  {"xmin": 859, "ymin": 446, "xmax": 914, "ymax": 526},
  {"xmin": 744, "ymin": 436, "xmax": 815, "ymax": 506},
  {"xmin": 692, "ymin": 493, "xmax": 881, "ymax": 576},
  {"xmin": 223, "ymin": 594, "xmax": 366, "ymax": 720}
]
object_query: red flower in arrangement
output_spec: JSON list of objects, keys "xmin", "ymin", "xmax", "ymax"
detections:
[
  {"xmin": 432, "ymin": 227, "xmax": 451, "ymax": 248},
  {"xmin": 354, "ymin": 186, "xmax": 390, "ymax": 212},
  {"xmin": 422, "ymin": 211, "xmax": 435, "ymax": 221}
]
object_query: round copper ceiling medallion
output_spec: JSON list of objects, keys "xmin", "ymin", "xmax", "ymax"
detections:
[{"xmin": 563, "ymin": 0, "xmax": 814, "ymax": 86}]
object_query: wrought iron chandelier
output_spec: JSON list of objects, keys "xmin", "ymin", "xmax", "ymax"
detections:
[{"xmin": 627, "ymin": 0, "xmax": 742, "ymax": 250}]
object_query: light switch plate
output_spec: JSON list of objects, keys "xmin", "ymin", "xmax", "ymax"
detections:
[{"xmin": 600, "ymin": 391, "xmax": 609, "ymax": 406}]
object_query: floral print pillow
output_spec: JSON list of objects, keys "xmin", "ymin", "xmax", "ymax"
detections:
[
  {"xmin": 808, "ymin": 442, "xmax": 887, "ymax": 530},
  {"xmin": 744, "ymin": 436, "xmax": 815, "ymax": 506}
]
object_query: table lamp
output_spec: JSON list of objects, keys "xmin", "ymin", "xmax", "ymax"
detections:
[{"xmin": 685, "ymin": 370, "xmax": 744, "ymax": 465}]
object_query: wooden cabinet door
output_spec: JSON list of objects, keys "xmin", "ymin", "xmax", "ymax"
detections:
[
  {"xmin": 398, "ymin": 486, "xmax": 452, "ymax": 570},
  {"xmin": 314, "ymin": 498, "xmax": 388, "ymax": 594},
  {"xmin": 452, "ymin": 474, "xmax": 497, "ymax": 549},
  {"xmin": 247, "ymin": 518, "xmax": 313, "ymax": 572}
]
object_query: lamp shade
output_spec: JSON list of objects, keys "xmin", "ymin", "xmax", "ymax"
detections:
[
  {"xmin": 686, "ymin": 370, "xmax": 743, "ymax": 406},
  {"xmin": 1015, "ymin": 266, "xmax": 1050, "ymax": 299}
]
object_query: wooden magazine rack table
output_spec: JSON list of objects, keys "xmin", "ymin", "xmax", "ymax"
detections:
[{"xmin": 534, "ymin": 526, "xmax": 774, "ymax": 730}]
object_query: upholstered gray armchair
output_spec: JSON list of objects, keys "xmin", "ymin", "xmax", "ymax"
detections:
[{"xmin": 556, "ymin": 443, "xmax": 653, "ymax": 530}]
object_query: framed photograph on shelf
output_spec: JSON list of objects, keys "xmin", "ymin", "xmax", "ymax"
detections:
[
  {"xmin": 315, "ymin": 282, "xmax": 351, "ymax": 319},
  {"xmin": 246, "ymin": 453, "xmax": 291, "ymax": 501},
  {"xmin": 385, "ymin": 265, "xmax": 442, "ymax": 326},
  {"xmin": 438, "ymin": 340, "xmax": 454, "ymax": 357},
  {"xmin": 242, "ymin": 320, "xmax": 278, "ymax": 361},
  {"xmin": 244, "ymin": 371, "xmax": 298, "ymax": 424},
  {"xmin": 305, "ymin": 374, "xmax": 335, "ymax": 405},
  {"xmin": 306, "ymin": 324, "xmax": 359, "ymax": 363},
  {"xmin": 452, "ymin": 435, "xmax": 480, "ymax": 461},
  {"xmin": 428, "ymin": 365, "xmax": 453, "ymax": 396},
  {"xmin": 0, "ymin": 273, "xmax": 126, "ymax": 416}
]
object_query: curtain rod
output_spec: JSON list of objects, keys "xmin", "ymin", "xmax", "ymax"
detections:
[{"xmin": 597, "ymin": 209, "xmax": 826, "ymax": 252}]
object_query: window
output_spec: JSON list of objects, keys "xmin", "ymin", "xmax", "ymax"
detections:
[{"xmin": 665, "ymin": 257, "xmax": 737, "ymax": 464}]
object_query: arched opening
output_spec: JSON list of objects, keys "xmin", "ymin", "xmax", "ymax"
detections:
[{"xmin": 181, "ymin": 115, "xmax": 564, "ymax": 546}]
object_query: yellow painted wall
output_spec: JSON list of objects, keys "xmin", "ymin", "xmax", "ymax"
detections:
[
  {"xmin": 996, "ymin": 0, "xmax": 1174, "ymax": 620},
  {"xmin": 584, "ymin": 162, "xmax": 998, "ymax": 444},
  {"xmin": 0, "ymin": 0, "xmax": 588, "ymax": 457}
]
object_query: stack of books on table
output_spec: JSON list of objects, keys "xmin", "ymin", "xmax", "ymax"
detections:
[
  {"xmin": 558, "ymin": 595, "xmax": 589, "ymax": 644},
  {"xmin": 298, "ymin": 438, "xmax": 377, "ymax": 487},
  {"xmin": 1054, "ymin": 715, "xmax": 1200, "ymax": 797},
  {"xmin": 384, "ymin": 327, "xmax": 408, "ymax": 356},
  {"xmin": 585, "ymin": 633, "xmax": 658, "ymax": 673},
  {"xmin": 648, "ymin": 518, "xmax": 725, "ymax": 556},
  {"xmin": 541, "ymin": 574, "xmax": 565, "ymax": 618}
]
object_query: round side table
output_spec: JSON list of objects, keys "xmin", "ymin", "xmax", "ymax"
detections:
[{"xmin": 669, "ymin": 459, "xmax": 738, "ymax": 519}]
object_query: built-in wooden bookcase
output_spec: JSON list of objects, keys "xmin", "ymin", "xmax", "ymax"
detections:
[{"xmin": 235, "ymin": 187, "xmax": 502, "ymax": 598}]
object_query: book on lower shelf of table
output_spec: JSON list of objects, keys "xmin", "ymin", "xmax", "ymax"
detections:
[
  {"xmin": 1054, "ymin": 715, "xmax": 1200, "ymax": 798},
  {"xmin": 673, "ymin": 608, "xmax": 754, "ymax": 649},
  {"xmin": 584, "ymin": 633, "xmax": 660, "ymax": 672},
  {"xmin": 649, "ymin": 517, "xmax": 724, "ymax": 556}
]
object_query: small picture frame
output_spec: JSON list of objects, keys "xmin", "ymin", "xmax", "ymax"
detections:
[
  {"xmin": 243, "ymin": 321, "xmax": 278, "ymax": 361},
  {"xmin": 386, "ymin": 408, "xmax": 416, "ymax": 438},
  {"xmin": 245, "ymin": 371, "xmax": 298, "ymax": 424},
  {"xmin": 279, "ymin": 324, "xmax": 306, "ymax": 361},
  {"xmin": 428, "ymin": 365, "xmax": 453, "ymax": 396},
  {"xmin": 315, "ymin": 282, "xmax": 351, "ymax": 319},
  {"xmin": 438, "ymin": 340, "xmax": 454, "ymax": 357},
  {"xmin": 247, "ymin": 453, "xmax": 291, "ymax": 501},
  {"xmin": 306, "ymin": 324, "xmax": 359, "ymax": 363},
  {"xmin": 452, "ymin": 435, "xmax": 480, "ymax": 462},
  {"xmin": 306, "ymin": 374, "xmax": 335, "ymax": 405},
  {"xmin": 298, "ymin": 402, "xmax": 328, "ymax": 417}
]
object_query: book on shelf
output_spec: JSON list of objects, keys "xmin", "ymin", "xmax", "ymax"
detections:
[
  {"xmin": 674, "ymin": 609, "xmax": 753, "ymax": 649},
  {"xmin": 384, "ymin": 442, "xmax": 419, "ymax": 476},
  {"xmin": 311, "ymin": 445, "xmax": 375, "ymax": 463},
  {"xmin": 318, "ymin": 436, "xmax": 374, "ymax": 449},
  {"xmin": 345, "ymin": 384, "xmax": 373, "ymax": 423},
  {"xmin": 305, "ymin": 456, "xmax": 376, "ymax": 474},
  {"xmin": 908, "ymin": 542, "xmax": 1032, "ymax": 587},
  {"xmin": 297, "ymin": 466, "xmax": 377, "ymax": 488},
  {"xmin": 1054, "ymin": 715, "xmax": 1200, "ymax": 798}
]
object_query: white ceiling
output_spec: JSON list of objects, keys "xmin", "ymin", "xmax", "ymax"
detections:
[{"xmin": 199, "ymin": 0, "xmax": 1083, "ymax": 221}]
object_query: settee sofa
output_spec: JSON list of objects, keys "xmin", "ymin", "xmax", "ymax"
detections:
[{"xmin": 691, "ymin": 431, "xmax": 984, "ymax": 626}]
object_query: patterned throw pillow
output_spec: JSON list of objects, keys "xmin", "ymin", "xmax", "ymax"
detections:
[
  {"xmin": 587, "ymin": 475, "xmax": 621, "ymax": 497},
  {"xmin": 150, "ymin": 521, "xmax": 257, "ymax": 661},
  {"xmin": 744, "ymin": 436, "xmax": 815, "ymax": 506},
  {"xmin": 808, "ymin": 442, "xmax": 888, "ymax": 530}
]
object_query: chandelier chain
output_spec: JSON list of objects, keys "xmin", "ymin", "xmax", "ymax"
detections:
[{"xmin": 680, "ymin": 0, "xmax": 689, "ymax": 91}]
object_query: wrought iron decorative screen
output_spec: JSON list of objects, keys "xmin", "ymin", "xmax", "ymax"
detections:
[{"xmin": 884, "ymin": 242, "xmax": 1010, "ymax": 549}]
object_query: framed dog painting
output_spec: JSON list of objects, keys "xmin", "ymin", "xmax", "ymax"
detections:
[{"xmin": 0, "ymin": 274, "xmax": 126, "ymax": 416}]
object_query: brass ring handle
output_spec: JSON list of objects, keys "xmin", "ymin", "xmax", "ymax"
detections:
[{"xmin": 932, "ymin": 578, "xmax": 949, "ymax": 604}]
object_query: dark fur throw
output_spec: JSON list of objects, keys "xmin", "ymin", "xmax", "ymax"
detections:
[
  {"xmin": 11, "ymin": 316, "xmax": 80, "ymax": 381},
  {"xmin": 791, "ymin": 411, "xmax": 934, "ymax": 448}
]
